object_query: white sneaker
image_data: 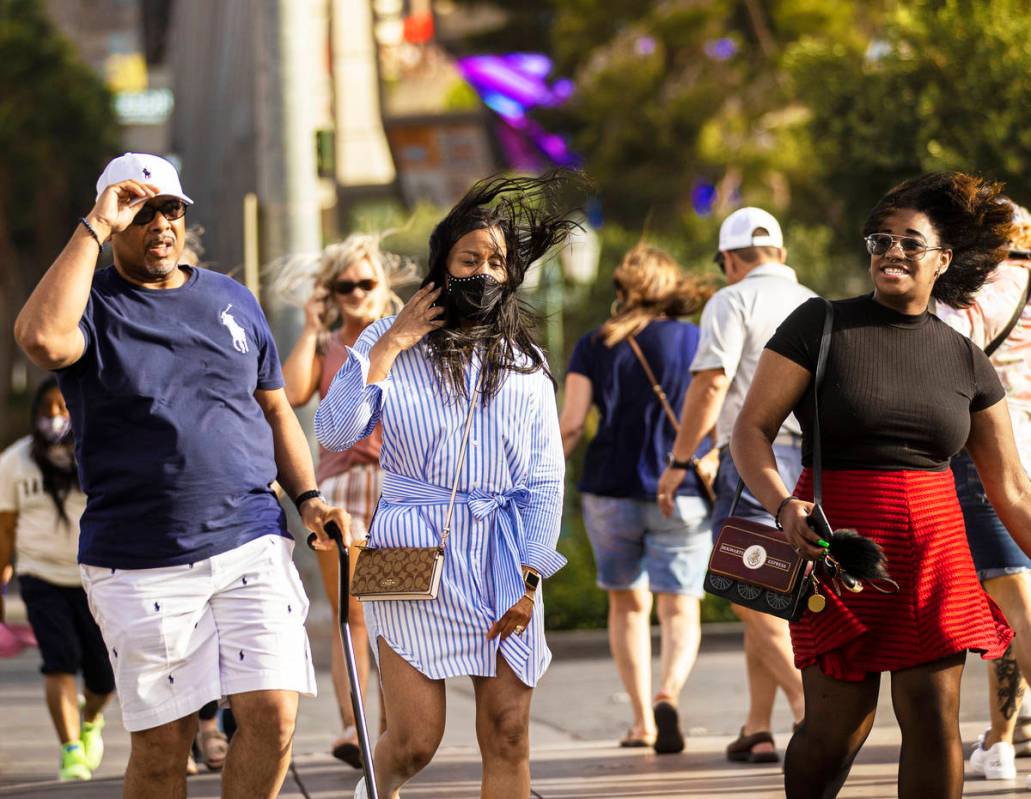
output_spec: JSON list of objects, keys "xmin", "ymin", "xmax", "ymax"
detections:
[
  {"xmin": 970, "ymin": 740, "xmax": 1017, "ymax": 780},
  {"xmin": 353, "ymin": 777, "xmax": 368, "ymax": 799}
]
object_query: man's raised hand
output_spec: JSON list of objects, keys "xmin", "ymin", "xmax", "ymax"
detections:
[{"xmin": 87, "ymin": 180, "xmax": 160, "ymax": 240}]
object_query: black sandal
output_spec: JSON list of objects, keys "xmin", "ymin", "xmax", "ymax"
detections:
[
  {"xmin": 331, "ymin": 738, "xmax": 363, "ymax": 769},
  {"xmin": 653, "ymin": 700, "xmax": 685, "ymax": 755},
  {"xmin": 726, "ymin": 727, "xmax": 778, "ymax": 763}
]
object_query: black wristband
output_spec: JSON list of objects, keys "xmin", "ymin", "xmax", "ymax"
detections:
[
  {"xmin": 79, "ymin": 217, "xmax": 103, "ymax": 250},
  {"xmin": 666, "ymin": 452, "xmax": 697, "ymax": 470},
  {"xmin": 775, "ymin": 495, "xmax": 800, "ymax": 530},
  {"xmin": 293, "ymin": 489, "xmax": 322, "ymax": 511}
]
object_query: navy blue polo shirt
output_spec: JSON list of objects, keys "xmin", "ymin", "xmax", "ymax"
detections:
[
  {"xmin": 567, "ymin": 319, "xmax": 711, "ymax": 501},
  {"xmin": 57, "ymin": 266, "xmax": 288, "ymax": 569}
]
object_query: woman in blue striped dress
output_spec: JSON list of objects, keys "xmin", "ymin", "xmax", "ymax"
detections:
[{"xmin": 315, "ymin": 174, "xmax": 581, "ymax": 799}]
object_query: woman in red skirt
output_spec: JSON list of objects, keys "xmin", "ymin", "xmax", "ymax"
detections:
[{"xmin": 731, "ymin": 172, "xmax": 1031, "ymax": 798}]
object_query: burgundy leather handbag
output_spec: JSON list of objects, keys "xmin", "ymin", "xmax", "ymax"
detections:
[{"xmin": 703, "ymin": 300, "xmax": 833, "ymax": 621}]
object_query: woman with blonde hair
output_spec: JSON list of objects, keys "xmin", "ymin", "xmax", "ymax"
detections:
[
  {"xmin": 559, "ymin": 244, "xmax": 715, "ymax": 754},
  {"xmin": 281, "ymin": 233, "xmax": 413, "ymax": 767}
]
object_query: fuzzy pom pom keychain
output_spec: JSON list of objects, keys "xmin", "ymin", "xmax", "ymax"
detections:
[{"xmin": 807, "ymin": 505, "xmax": 898, "ymax": 592}]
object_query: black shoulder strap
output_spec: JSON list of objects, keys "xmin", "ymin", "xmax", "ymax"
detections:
[
  {"xmin": 811, "ymin": 299, "xmax": 835, "ymax": 506},
  {"xmin": 728, "ymin": 299, "xmax": 834, "ymax": 516},
  {"xmin": 985, "ymin": 269, "xmax": 1030, "ymax": 357}
]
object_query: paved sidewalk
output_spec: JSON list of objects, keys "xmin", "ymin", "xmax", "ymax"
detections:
[{"xmin": 2, "ymin": 610, "xmax": 1030, "ymax": 797}]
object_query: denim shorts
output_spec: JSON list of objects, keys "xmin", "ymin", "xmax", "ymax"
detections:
[
  {"xmin": 581, "ymin": 494, "xmax": 712, "ymax": 597},
  {"xmin": 711, "ymin": 443, "xmax": 804, "ymax": 539},
  {"xmin": 951, "ymin": 451, "xmax": 1031, "ymax": 578}
]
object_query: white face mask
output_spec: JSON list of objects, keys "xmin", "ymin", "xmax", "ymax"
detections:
[{"xmin": 36, "ymin": 414, "xmax": 71, "ymax": 445}]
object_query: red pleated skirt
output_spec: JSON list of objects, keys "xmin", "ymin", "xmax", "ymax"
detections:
[{"xmin": 790, "ymin": 468, "xmax": 1013, "ymax": 681}]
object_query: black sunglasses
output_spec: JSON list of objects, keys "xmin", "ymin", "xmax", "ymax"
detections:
[
  {"xmin": 331, "ymin": 279, "xmax": 378, "ymax": 295},
  {"xmin": 713, "ymin": 251, "xmax": 726, "ymax": 273},
  {"xmin": 132, "ymin": 199, "xmax": 187, "ymax": 226}
]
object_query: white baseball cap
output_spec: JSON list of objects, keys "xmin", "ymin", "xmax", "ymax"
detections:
[
  {"xmin": 95, "ymin": 153, "xmax": 193, "ymax": 205},
  {"xmin": 717, "ymin": 207, "xmax": 783, "ymax": 252}
]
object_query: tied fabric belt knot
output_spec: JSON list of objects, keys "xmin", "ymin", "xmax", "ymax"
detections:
[
  {"xmin": 468, "ymin": 486, "xmax": 531, "ymax": 526},
  {"xmin": 467, "ymin": 485, "xmax": 533, "ymax": 620},
  {"xmin": 378, "ymin": 471, "xmax": 531, "ymax": 615},
  {"xmin": 378, "ymin": 470, "xmax": 536, "ymax": 672}
]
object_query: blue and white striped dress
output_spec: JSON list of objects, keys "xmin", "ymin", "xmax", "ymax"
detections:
[{"xmin": 314, "ymin": 317, "xmax": 566, "ymax": 687}]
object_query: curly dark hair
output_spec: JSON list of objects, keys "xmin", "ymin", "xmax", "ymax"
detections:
[
  {"xmin": 862, "ymin": 172, "xmax": 1013, "ymax": 308},
  {"xmin": 420, "ymin": 170, "xmax": 587, "ymax": 402}
]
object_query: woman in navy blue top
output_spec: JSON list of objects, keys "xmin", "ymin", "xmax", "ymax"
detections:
[{"xmin": 559, "ymin": 244, "xmax": 715, "ymax": 754}]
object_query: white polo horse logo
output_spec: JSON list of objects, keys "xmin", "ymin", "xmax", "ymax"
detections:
[{"xmin": 219, "ymin": 304, "xmax": 249, "ymax": 353}]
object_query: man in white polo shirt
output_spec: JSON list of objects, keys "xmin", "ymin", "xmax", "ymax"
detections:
[{"xmin": 657, "ymin": 207, "xmax": 814, "ymax": 764}]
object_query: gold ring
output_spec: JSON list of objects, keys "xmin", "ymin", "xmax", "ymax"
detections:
[{"xmin": 514, "ymin": 625, "xmax": 525, "ymax": 634}]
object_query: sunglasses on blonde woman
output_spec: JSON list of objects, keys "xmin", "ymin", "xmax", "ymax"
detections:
[{"xmin": 331, "ymin": 279, "xmax": 378, "ymax": 295}]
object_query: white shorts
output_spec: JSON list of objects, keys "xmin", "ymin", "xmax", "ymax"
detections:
[{"xmin": 81, "ymin": 534, "xmax": 317, "ymax": 733}]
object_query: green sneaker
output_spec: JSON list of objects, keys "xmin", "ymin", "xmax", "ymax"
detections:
[
  {"xmin": 59, "ymin": 742, "xmax": 92, "ymax": 781},
  {"xmin": 80, "ymin": 714, "xmax": 105, "ymax": 771}
]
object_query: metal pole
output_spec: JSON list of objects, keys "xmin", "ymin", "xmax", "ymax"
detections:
[
  {"xmin": 243, "ymin": 192, "xmax": 260, "ymax": 300},
  {"xmin": 254, "ymin": 0, "xmax": 322, "ymax": 452},
  {"xmin": 253, "ymin": 0, "xmax": 322, "ymax": 343},
  {"xmin": 331, "ymin": 0, "xmax": 396, "ymax": 188}
]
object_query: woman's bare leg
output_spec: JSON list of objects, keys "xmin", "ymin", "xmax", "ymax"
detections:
[
  {"xmin": 608, "ymin": 588, "xmax": 656, "ymax": 739},
  {"xmin": 472, "ymin": 655, "xmax": 533, "ymax": 799},
  {"xmin": 372, "ymin": 639, "xmax": 446, "ymax": 799},
  {"xmin": 981, "ymin": 573, "xmax": 1031, "ymax": 748}
]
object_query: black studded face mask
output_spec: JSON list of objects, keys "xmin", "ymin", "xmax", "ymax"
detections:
[{"xmin": 444, "ymin": 273, "xmax": 505, "ymax": 325}]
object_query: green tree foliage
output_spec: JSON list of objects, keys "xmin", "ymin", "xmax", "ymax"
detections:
[
  {"xmin": 0, "ymin": 0, "xmax": 119, "ymax": 442},
  {"xmin": 454, "ymin": 0, "xmax": 888, "ymax": 292},
  {"xmin": 451, "ymin": 0, "xmax": 1031, "ymax": 627},
  {"xmin": 786, "ymin": 0, "xmax": 1031, "ymax": 246}
]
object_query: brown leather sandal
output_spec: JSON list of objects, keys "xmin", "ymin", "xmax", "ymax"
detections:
[{"xmin": 726, "ymin": 727, "xmax": 779, "ymax": 763}]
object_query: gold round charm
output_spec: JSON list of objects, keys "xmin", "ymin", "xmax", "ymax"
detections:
[{"xmin": 808, "ymin": 593, "xmax": 827, "ymax": 613}]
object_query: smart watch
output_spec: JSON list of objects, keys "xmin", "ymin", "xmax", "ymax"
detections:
[{"xmin": 523, "ymin": 571, "xmax": 541, "ymax": 593}]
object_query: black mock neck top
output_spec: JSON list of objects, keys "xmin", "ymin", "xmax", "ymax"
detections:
[{"xmin": 765, "ymin": 294, "xmax": 1005, "ymax": 471}]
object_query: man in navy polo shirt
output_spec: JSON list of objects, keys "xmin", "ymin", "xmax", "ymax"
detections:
[{"xmin": 15, "ymin": 153, "xmax": 349, "ymax": 799}]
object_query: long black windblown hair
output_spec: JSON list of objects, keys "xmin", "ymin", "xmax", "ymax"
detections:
[
  {"xmin": 420, "ymin": 170, "xmax": 588, "ymax": 402},
  {"xmin": 28, "ymin": 378, "xmax": 79, "ymax": 525}
]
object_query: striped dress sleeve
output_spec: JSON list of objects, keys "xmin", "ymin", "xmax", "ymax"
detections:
[
  {"xmin": 520, "ymin": 370, "xmax": 567, "ymax": 578},
  {"xmin": 314, "ymin": 317, "xmax": 395, "ymax": 452}
]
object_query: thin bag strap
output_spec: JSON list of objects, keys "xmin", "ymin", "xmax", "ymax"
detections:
[
  {"xmin": 811, "ymin": 299, "xmax": 835, "ymax": 506},
  {"xmin": 627, "ymin": 334, "xmax": 679, "ymax": 428},
  {"xmin": 728, "ymin": 299, "xmax": 834, "ymax": 516},
  {"xmin": 438, "ymin": 372, "xmax": 482, "ymax": 552},
  {"xmin": 985, "ymin": 268, "xmax": 1030, "ymax": 357}
]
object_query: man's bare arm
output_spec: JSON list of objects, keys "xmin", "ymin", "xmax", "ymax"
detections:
[
  {"xmin": 255, "ymin": 387, "xmax": 351, "ymax": 548},
  {"xmin": 15, "ymin": 180, "xmax": 158, "ymax": 369}
]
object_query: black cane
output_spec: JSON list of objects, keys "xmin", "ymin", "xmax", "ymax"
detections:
[{"xmin": 308, "ymin": 523, "xmax": 380, "ymax": 799}]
